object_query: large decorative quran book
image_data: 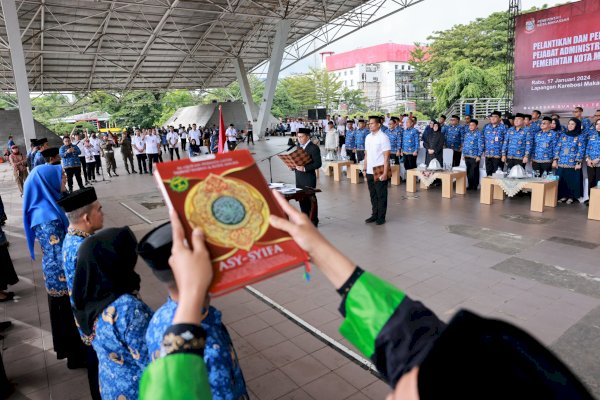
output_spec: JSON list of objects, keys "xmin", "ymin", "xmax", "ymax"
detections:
[
  {"xmin": 154, "ymin": 150, "xmax": 309, "ymax": 296},
  {"xmin": 278, "ymin": 147, "xmax": 312, "ymax": 169}
]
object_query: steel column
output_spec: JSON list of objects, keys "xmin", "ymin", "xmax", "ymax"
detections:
[
  {"xmin": 234, "ymin": 57, "xmax": 258, "ymax": 134},
  {"xmin": 1, "ymin": 0, "xmax": 36, "ymax": 143},
  {"xmin": 256, "ymin": 20, "xmax": 290, "ymax": 139}
]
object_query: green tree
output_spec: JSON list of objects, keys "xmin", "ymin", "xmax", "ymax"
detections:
[
  {"xmin": 157, "ymin": 90, "xmax": 198, "ymax": 125},
  {"xmin": 111, "ymin": 91, "xmax": 163, "ymax": 128},
  {"xmin": 32, "ymin": 93, "xmax": 71, "ymax": 124},
  {"xmin": 340, "ymin": 88, "xmax": 367, "ymax": 113},
  {"xmin": 312, "ymin": 68, "xmax": 343, "ymax": 111},
  {"xmin": 432, "ymin": 61, "xmax": 504, "ymax": 112},
  {"xmin": 203, "ymin": 75, "xmax": 265, "ymax": 105},
  {"xmin": 0, "ymin": 93, "xmax": 17, "ymax": 109},
  {"xmin": 278, "ymin": 74, "xmax": 317, "ymax": 111}
]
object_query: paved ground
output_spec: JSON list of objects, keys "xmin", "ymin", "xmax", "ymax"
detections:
[{"xmin": 1, "ymin": 136, "xmax": 599, "ymax": 399}]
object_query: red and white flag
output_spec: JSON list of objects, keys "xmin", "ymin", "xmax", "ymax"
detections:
[{"xmin": 218, "ymin": 105, "xmax": 228, "ymax": 153}]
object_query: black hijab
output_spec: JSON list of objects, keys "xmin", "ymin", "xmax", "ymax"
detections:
[
  {"xmin": 565, "ymin": 117, "xmax": 583, "ymax": 137},
  {"xmin": 72, "ymin": 227, "xmax": 141, "ymax": 336}
]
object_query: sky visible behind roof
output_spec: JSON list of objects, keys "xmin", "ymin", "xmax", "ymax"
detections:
[{"xmin": 277, "ymin": 0, "xmax": 562, "ymax": 76}]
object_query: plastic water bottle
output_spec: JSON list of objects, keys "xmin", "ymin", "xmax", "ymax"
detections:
[{"xmin": 542, "ymin": 171, "xmax": 547, "ymax": 179}]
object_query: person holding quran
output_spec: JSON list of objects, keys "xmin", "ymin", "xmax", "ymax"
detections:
[
  {"xmin": 293, "ymin": 127, "xmax": 322, "ymax": 226},
  {"xmin": 139, "ymin": 196, "xmax": 593, "ymax": 400}
]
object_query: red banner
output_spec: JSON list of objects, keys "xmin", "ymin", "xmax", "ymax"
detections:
[{"xmin": 514, "ymin": 0, "xmax": 600, "ymax": 114}]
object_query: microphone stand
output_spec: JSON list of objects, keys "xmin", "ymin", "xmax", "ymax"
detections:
[{"xmin": 259, "ymin": 146, "xmax": 295, "ymax": 183}]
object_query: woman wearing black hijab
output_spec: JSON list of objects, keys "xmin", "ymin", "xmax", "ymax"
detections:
[
  {"xmin": 552, "ymin": 118, "xmax": 586, "ymax": 204},
  {"xmin": 72, "ymin": 227, "xmax": 153, "ymax": 400},
  {"xmin": 423, "ymin": 121, "xmax": 444, "ymax": 165}
]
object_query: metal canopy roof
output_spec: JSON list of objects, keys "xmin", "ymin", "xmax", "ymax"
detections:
[{"xmin": 0, "ymin": 0, "xmax": 424, "ymax": 92}]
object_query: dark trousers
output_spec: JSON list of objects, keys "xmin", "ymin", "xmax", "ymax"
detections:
[
  {"xmin": 65, "ymin": 167, "xmax": 85, "ymax": 191},
  {"xmin": 247, "ymin": 131, "xmax": 254, "ymax": 144},
  {"xmin": 452, "ymin": 150, "xmax": 462, "ymax": 167},
  {"xmin": 356, "ymin": 150, "xmax": 365, "ymax": 163},
  {"xmin": 403, "ymin": 154, "xmax": 417, "ymax": 170},
  {"xmin": 48, "ymin": 295, "xmax": 86, "ymax": 362},
  {"xmin": 485, "ymin": 157, "xmax": 504, "ymax": 176},
  {"xmin": 299, "ymin": 196, "xmax": 319, "ymax": 226},
  {"xmin": 227, "ymin": 140, "xmax": 237, "ymax": 151},
  {"xmin": 122, "ymin": 152, "xmax": 135, "ymax": 173},
  {"xmin": 533, "ymin": 162, "xmax": 553, "ymax": 176},
  {"xmin": 588, "ymin": 165, "xmax": 600, "ymax": 197},
  {"xmin": 390, "ymin": 154, "xmax": 399, "ymax": 165},
  {"xmin": 86, "ymin": 162, "xmax": 95, "ymax": 181},
  {"xmin": 136, "ymin": 154, "xmax": 148, "ymax": 173},
  {"xmin": 506, "ymin": 159, "xmax": 524, "ymax": 170},
  {"xmin": 347, "ymin": 149, "xmax": 356, "ymax": 163},
  {"xmin": 367, "ymin": 174, "xmax": 388, "ymax": 222},
  {"xmin": 93, "ymin": 155, "xmax": 101, "ymax": 174},
  {"xmin": 79, "ymin": 156, "xmax": 88, "ymax": 182},
  {"xmin": 169, "ymin": 147, "xmax": 180, "ymax": 160},
  {"xmin": 147, "ymin": 153, "xmax": 159, "ymax": 173},
  {"xmin": 181, "ymin": 138, "xmax": 187, "ymax": 151},
  {"xmin": 86, "ymin": 346, "xmax": 101, "ymax": 400},
  {"xmin": 465, "ymin": 157, "xmax": 480, "ymax": 190}
]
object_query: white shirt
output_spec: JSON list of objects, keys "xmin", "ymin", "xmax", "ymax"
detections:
[
  {"xmin": 84, "ymin": 147, "xmax": 95, "ymax": 163},
  {"xmin": 189, "ymin": 129, "xmax": 201, "ymax": 143},
  {"xmin": 74, "ymin": 139, "xmax": 85, "ymax": 156},
  {"xmin": 384, "ymin": 116, "xmax": 391, "ymax": 128},
  {"xmin": 132, "ymin": 135, "xmax": 145, "ymax": 155},
  {"xmin": 364, "ymin": 130, "xmax": 391, "ymax": 174},
  {"xmin": 402, "ymin": 116, "xmax": 409, "ymax": 129},
  {"xmin": 226, "ymin": 127, "xmax": 237, "ymax": 142},
  {"xmin": 144, "ymin": 134, "xmax": 160, "ymax": 154},
  {"xmin": 167, "ymin": 132, "xmax": 180, "ymax": 148},
  {"xmin": 90, "ymin": 137, "xmax": 102, "ymax": 156},
  {"xmin": 179, "ymin": 129, "xmax": 188, "ymax": 140}
]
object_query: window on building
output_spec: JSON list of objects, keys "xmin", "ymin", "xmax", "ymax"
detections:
[
  {"xmin": 344, "ymin": 71, "xmax": 347, "ymax": 76},
  {"xmin": 350, "ymin": 70, "xmax": 353, "ymax": 75},
  {"xmin": 362, "ymin": 73, "xmax": 366, "ymax": 81},
  {"xmin": 402, "ymin": 65, "xmax": 405, "ymax": 70},
  {"xmin": 350, "ymin": 80, "xmax": 353, "ymax": 86},
  {"xmin": 395, "ymin": 65, "xmax": 398, "ymax": 70}
]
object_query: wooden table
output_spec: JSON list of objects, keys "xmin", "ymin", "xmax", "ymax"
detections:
[
  {"xmin": 348, "ymin": 164, "xmax": 401, "ymax": 185},
  {"xmin": 406, "ymin": 169, "xmax": 466, "ymax": 198},
  {"xmin": 588, "ymin": 187, "xmax": 600, "ymax": 220},
  {"xmin": 480, "ymin": 177, "xmax": 558, "ymax": 213},
  {"xmin": 323, "ymin": 161, "xmax": 353, "ymax": 181}
]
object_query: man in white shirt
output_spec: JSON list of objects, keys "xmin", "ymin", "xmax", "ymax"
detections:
[
  {"xmin": 364, "ymin": 116, "xmax": 391, "ymax": 225},
  {"xmin": 166, "ymin": 127, "xmax": 180, "ymax": 160},
  {"xmin": 178, "ymin": 125, "xmax": 187, "ymax": 151},
  {"xmin": 188, "ymin": 123, "xmax": 201, "ymax": 145},
  {"xmin": 145, "ymin": 131, "xmax": 161, "ymax": 174},
  {"xmin": 89, "ymin": 133, "xmax": 103, "ymax": 174},
  {"xmin": 73, "ymin": 132, "xmax": 89, "ymax": 185},
  {"xmin": 132, "ymin": 129, "xmax": 148, "ymax": 173},
  {"xmin": 225, "ymin": 124, "xmax": 237, "ymax": 150}
]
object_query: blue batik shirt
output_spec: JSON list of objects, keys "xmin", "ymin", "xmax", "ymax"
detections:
[
  {"xmin": 93, "ymin": 294, "xmax": 152, "ymax": 400},
  {"xmin": 586, "ymin": 129, "xmax": 600, "ymax": 161},
  {"xmin": 31, "ymin": 219, "xmax": 68, "ymax": 297},
  {"xmin": 529, "ymin": 120, "xmax": 542, "ymax": 134},
  {"xmin": 401, "ymin": 128, "xmax": 420, "ymax": 154},
  {"xmin": 385, "ymin": 127, "xmax": 401, "ymax": 153},
  {"xmin": 502, "ymin": 126, "xmax": 531, "ymax": 159},
  {"xmin": 345, "ymin": 128, "xmax": 356, "ymax": 150},
  {"xmin": 582, "ymin": 117, "xmax": 593, "ymax": 133},
  {"xmin": 554, "ymin": 133, "xmax": 586, "ymax": 167},
  {"xmin": 59, "ymin": 145, "xmax": 81, "ymax": 168},
  {"xmin": 355, "ymin": 128, "xmax": 368, "ymax": 150},
  {"xmin": 146, "ymin": 298, "xmax": 249, "ymax": 400},
  {"xmin": 444, "ymin": 124, "xmax": 463, "ymax": 151},
  {"xmin": 482, "ymin": 123, "xmax": 507, "ymax": 158},
  {"xmin": 531, "ymin": 130, "xmax": 558, "ymax": 163},
  {"xmin": 462, "ymin": 129, "xmax": 484, "ymax": 158},
  {"xmin": 33, "ymin": 151, "xmax": 46, "ymax": 167},
  {"xmin": 380, "ymin": 125, "xmax": 389, "ymax": 133}
]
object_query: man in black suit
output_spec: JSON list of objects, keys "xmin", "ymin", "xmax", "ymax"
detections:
[{"xmin": 293, "ymin": 128, "xmax": 322, "ymax": 226}]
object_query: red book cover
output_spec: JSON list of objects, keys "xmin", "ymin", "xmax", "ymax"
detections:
[{"xmin": 154, "ymin": 150, "xmax": 309, "ymax": 296}]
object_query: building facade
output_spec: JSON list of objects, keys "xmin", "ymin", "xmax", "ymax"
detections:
[{"xmin": 323, "ymin": 43, "xmax": 417, "ymax": 112}]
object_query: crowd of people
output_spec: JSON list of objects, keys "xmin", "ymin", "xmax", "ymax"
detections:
[{"xmin": 0, "ymin": 107, "xmax": 597, "ymax": 399}]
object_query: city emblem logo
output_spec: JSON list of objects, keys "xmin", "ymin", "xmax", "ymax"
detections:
[{"xmin": 525, "ymin": 18, "xmax": 536, "ymax": 33}]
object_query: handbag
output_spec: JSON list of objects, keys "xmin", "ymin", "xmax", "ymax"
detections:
[{"xmin": 373, "ymin": 164, "xmax": 392, "ymax": 181}]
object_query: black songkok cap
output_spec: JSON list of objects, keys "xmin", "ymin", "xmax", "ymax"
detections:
[
  {"xmin": 57, "ymin": 187, "xmax": 97, "ymax": 212},
  {"xmin": 417, "ymin": 310, "xmax": 592, "ymax": 399},
  {"xmin": 37, "ymin": 138, "xmax": 48, "ymax": 145},
  {"xmin": 298, "ymin": 128, "xmax": 311, "ymax": 134},
  {"xmin": 439, "ymin": 115, "xmax": 447, "ymax": 119},
  {"xmin": 40, "ymin": 147, "xmax": 59, "ymax": 158},
  {"xmin": 451, "ymin": 115, "xmax": 459, "ymax": 120},
  {"xmin": 358, "ymin": 119, "xmax": 366, "ymax": 123},
  {"xmin": 524, "ymin": 114, "xmax": 532, "ymax": 119},
  {"xmin": 491, "ymin": 111, "xmax": 502, "ymax": 117},
  {"xmin": 391, "ymin": 117, "xmax": 400, "ymax": 122},
  {"xmin": 30, "ymin": 138, "xmax": 39, "ymax": 144},
  {"xmin": 137, "ymin": 222, "xmax": 174, "ymax": 282},
  {"xmin": 368, "ymin": 115, "xmax": 381, "ymax": 121},
  {"xmin": 533, "ymin": 109, "xmax": 541, "ymax": 114},
  {"xmin": 542, "ymin": 116, "xmax": 553, "ymax": 122},
  {"xmin": 470, "ymin": 119, "xmax": 479, "ymax": 125},
  {"xmin": 515, "ymin": 113, "xmax": 526, "ymax": 119}
]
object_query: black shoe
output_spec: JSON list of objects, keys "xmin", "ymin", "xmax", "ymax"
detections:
[
  {"xmin": 126, "ymin": 170, "xmax": 130, "ymax": 174},
  {"xmin": 67, "ymin": 357, "xmax": 87, "ymax": 369},
  {"xmin": 376, "ymin": 220, "xmax": 386, "ymax": 225},
  {"xmin": 113, "ymin": 173, "xmax": 119, "ymax": 177},
  {"xmin": 0, "ymin": 292, "xmax": 15, "ymax": 302},
  {"xmin": 132, "ymin": 170, "xmax": 138, "ymax": 174},
  {"xmin": 365, "ymin": 216, "xmax": 377, "ymax": 223},
  {"xmin": 0, "ymin": 321, "xmax": 12, "ymax": 331}
]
